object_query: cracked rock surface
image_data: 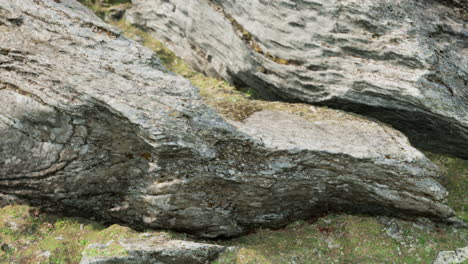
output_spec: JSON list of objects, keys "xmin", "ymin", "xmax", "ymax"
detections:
[
  {"xmin": 0, "ymin": 0, "xmax": 456, "ymax": 238},
  {"xmin": 127, "ymin": 0, "xmax": 468, "ymax": 159}
]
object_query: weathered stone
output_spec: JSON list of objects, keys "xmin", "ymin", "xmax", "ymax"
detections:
[
  {"xmin": 433, "ymin": 246, "xmax": 468, "ymax": 264},
  {"xmin": 80, "ymin": 236, "xmax": 226, "ymax": 264},
  {"xmin": 127, "ymin": 0, "xmax": 468, "ymax": 159},
  {"xmin": 0, "ymin": 0, "xmax": 457, "ymax": 238}
]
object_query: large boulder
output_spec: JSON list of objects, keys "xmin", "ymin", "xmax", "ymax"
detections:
[
  {"xmin": 127, "ymin": 0, "xmax": 468, "ymax": 159},
  {"xmin": 0, "ymin": 0, "xmax": 456, "ymax": 238}
]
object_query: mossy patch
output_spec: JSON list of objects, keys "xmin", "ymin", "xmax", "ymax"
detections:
[
  {"xmin": 0, "ymin": 205, "xmax": 101, "ymax": 263},
  {"xmin": 79, "ymin": 0, "xmax": 131, "ymax": 19},
  {"xmin": 80, "ymin": 225, "xmax": 134, "ymax": 258},
  {"xmin": 426, "ymin": 153, "xmax": 468, "ymax": 222},
  {"xmin": 214, "ymin": 215, "xmax": 467, "ymax": 264},
  {"xmin": 0, "ymin": 205, "xmax": 181, "ymax": 263}
]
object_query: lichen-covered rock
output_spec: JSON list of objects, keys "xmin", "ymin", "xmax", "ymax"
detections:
[
  {"xmin": 0, "ymin": 0, "xmax": 456, "ymax": 238},
  {"xmin": 80, "ymin": 236, "xmax": 226, "ymax": 264},
  {"xmin": 433, "ymin": 246, "xmax": 468, "ymax": 264},
  {"xmin": 127, "ymin": 0, "xmax": 468, "ymax": 159}
]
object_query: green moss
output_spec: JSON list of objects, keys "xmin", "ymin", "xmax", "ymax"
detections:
[
  {"xmin": 78, "ymin": 0, "xmax": 131, "ymax": 19},
  {"xmin": 0, "ymin": 205, "xmax": 181, "ymax": 263},
  {"xmin": 426, "ymin": 153, "xmax": 468, "ymax": 222},
  {"xmin": 214, "ymin": 215, "xmax": 467, "ymax": 264},
  {"xmin": 0, "ymin": 205, "xmax": 101, "ymax": 263}
]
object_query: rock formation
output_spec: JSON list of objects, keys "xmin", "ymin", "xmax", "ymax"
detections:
[
  {"xmin": 80, "ymin": 236, "xmax": 226, "ymax": 264},
  {"xmin": 0, "ymin": 0, "xmax": 456, "ymax": 238},
  {"xmin": 433, "ymin": 246, "xmax": 468, "ymax": 264},
  {"xmin": 127, "ymin": 0, "xmax": 468, "ymax": 159}
]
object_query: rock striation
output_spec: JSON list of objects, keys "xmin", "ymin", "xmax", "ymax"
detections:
[
  {"xmin": 0, "ymin": 0, "xmax": 456, "ymax": 238},
  {"xmin": 127, "ymin": 0, "xmax": 468, "ymax": 159}
]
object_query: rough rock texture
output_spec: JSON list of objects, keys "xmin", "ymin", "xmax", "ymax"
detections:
[
  {"xmin": 127, "ymin": 0, "xmax": 468, "ymax": 159},
  {"xmin": 433, "ymin": 246, "xmax": 468, "ymax": 264},
  {"xmin": 0, "ymin": 0, "xmax": 457, "ymax": 238},
  {"xmin": 80, "ymin": 236, "xmax": 225, "ymax": 264}
]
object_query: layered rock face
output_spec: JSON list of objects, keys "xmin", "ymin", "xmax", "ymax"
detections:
[
  {"xmin": 0, "ymin": 0, "xmax": 456, "ymax": 238},
  {"xmin": 127, "ymin": 0, "xmax": 468, "ymax": 159}
]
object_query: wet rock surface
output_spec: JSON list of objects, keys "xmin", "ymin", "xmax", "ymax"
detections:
[
  {"xmin": 0, "ymin": 0, "xmax": 457, "ymax": 239},
  {"xmin": 127, "ymin": 0, "xmax": 468, "ymax": 159}
]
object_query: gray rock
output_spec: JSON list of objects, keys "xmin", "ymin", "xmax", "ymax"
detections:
[
  {"xmin": 127, "ymin": 0, "xmax": 468, "ymax": 159},
  {"xmin": 0, "ymin": 0, "xmax": 456, "ymax": 238},
  {"xmin": 433, "ymin": 246, "xmax": 468, "ymax": 264},
  {"xmin": 80, "ymin": 237, "xmax": 225, "ymax": 264},
  {"xmin": 378, "ymin": 216, "xmax": 404, "ymax": 241}
]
